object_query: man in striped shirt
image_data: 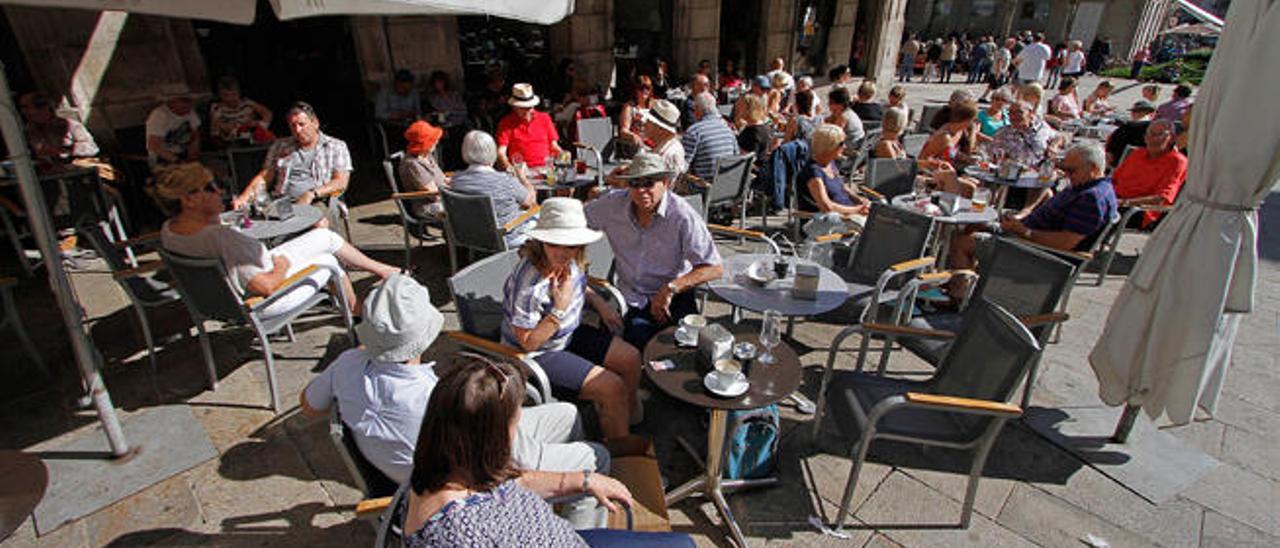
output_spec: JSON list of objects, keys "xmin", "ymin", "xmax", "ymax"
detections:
[{"xmin": 681, "ymin": 92, "xmax": 738, "ymax": 182}]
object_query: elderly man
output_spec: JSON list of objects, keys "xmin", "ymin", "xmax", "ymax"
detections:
[
  {"xmin": 1105, "ymin": 100, "xmax": 1157, "ymax": 168},
  {"xmin": 950, "ymin": 143, "xmax": 1118, "ymax": 281},
  {"xmin": 496, "ymin": 83, "xmax": 564, "ymax": 169},
  {"xmin": 145, "ymin": 86, "xmax": 201, "ymax": 169},
  {"xmin": 990, "ymin": 100, "xmax": 1059, "ymax": 164},
  {"xmin": 374, "ymin": 69, "xmax": 421, "ymax": 125},
  {"xmin": 233, "ymin": 102, "xmax": 351, "ymax": 209},
  {"xmin": 682, "ymin": 92, "xmax": 738, "ymax": 182},
  {"xmin": 605, "ymin": 99, "xmax": 685, "ymax": 189},
  {"xmin": 452, "ymin": 130, "xmax": 537, "ymax": 246},
  {"xmin": 301, "ymin": 274, "xmax": 610, "ymax": 527},
  {"xmin": 682, "ymin": 73, "xmax": 712, "ymax": 128},
  {"xmin": 586, "ymin": 151, "xmax": 724, "ymax": 348},
  {"xmin": 1111, "ymin": 119, "xmax": 1186, "ymax": 227}
]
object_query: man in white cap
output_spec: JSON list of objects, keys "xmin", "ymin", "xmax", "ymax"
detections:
[
  {"xmin": 145, "ymin": 84, "xmax": 201, "ymax": 169},
  {"xmin": 495, "ymin": 82, "xmax": 564, "ymax": 170},
  {"xmin": 604, "ymin": 99, "xmax": 686, "ymax": 189},
  {"xmin": 301, "ymin": 274, "xmax": 610, "ymax": 526},
  {"xmin": 586, "ymin": 151, "xmax": 723, "ymax": 348}
]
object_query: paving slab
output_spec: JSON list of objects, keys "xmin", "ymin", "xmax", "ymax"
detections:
[
  {"xmin": 1219, "ymin": 424, "xmax": 1280, "ymax": 482},
  {"xmin": 854, "ymin": 472, "xmax": 1038, "ymax": 548},
  {"xmin": 996, "ymin": 483, "xmax": 1160, "ymax": 548},
  {"xmin": 1200, "ymin": 509, "xmax": 1280, "ymax": 548},
  {"xmin": 1183, "ymin": 462, "xmax": 1280, "ymax": 537},
  {"xmin": 80, "ymin": 471, "xmax": 201, "ymax": 547}
]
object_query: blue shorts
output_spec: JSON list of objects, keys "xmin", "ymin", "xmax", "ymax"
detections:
[{"xmin": 533, "ymin": 323, "xmax": 615, "ymax": 392}]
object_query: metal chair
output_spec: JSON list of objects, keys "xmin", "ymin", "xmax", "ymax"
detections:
[
  {"xmin": 0, "ymin": 277, "xmax": 44, "ymax": 374},
  {"xmin": 381, "ymin": 152, "xmax": 442, "ymax": 268},
  {"xmin": 848, "ymin": 129, "xmax": 882, "ymax": 179},
  {"xmin": 863, "ymin": 157, "xmax": 918, "ymax": 200},
  {"xmin": 329, "ymin": 407, "xmax": 400, "ymax": 498},
  {"xmin": 700, "ymin": 153, "xmax": 755, "ymax": 226},
  {"xmin": 815, "ymin": 299, "xmax": 1041, "ymax": 530},
  {"xmin": 1016, "ymin": 212, "xmax": 1120, "ymax": 341},
  {"xmin": 902, "ymin": 132, "xmax": 930, "ymax": 159},
  {"xmin": 439, "ymin": 188, "xmax": 539, "ymax": 274},
  {"xmin": 680, "ymin": 193, "xmax": 705, "ymax": 220},
  {"xmin": 223, "ymin": 145, "xmax": 271, "ymax": 196},
  {"xmin": 77, "ymin": 223, "xmax": 179, "ymax": 373},
  {"xmin": 884, "ymin": 237, "xmax": 1076, "ymax": 408},
  {"xmin": 915, "ymin": 104, "xmax": 945, "ymax": 134},
  {"xmin": 575, "ymin": 118, "xmax": 615, "ymax": 173},
  {"xmin": 158, "ymin": 249, "xmax": 355, "ymax": 412},
  {"xmin": 1091, "ymin": 197, "xmax": 1171, "ymax": 286}
]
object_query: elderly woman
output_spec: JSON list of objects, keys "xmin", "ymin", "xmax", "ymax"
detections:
[
  {"xmin": 502, "ymin": 198, "xmax": 642, "ymax": 441},
  {"xmin": 400, "ymin": 354, "xmax": 693, "ymax": 547},
  {"xmin": 1049, "ymin": 77, "xmax": 1082, "ymax": 120},
  {"xmin": 1082, "ymin": 81, "xmax": 1116, "ymax": 117},
  {"xmin": 398, "ymin": 120, "xmax": 448, "ymax": 218},
  {"xmin": 977, "ymin": 89, "xmax": 1012, "ymax": 139},
  {"xmin": 617, "ymin": 75, "xmax": 655, "ymax": 158},
  {"xmin": 208, "ymin": 76, "xmax": 273, "ymax": 146},
  {"xmin": 450, "ymin": 130, "xmax": 538, "ymax": 247},
  {"xmin": 157, "ymin": 163, "xmax": 397, "ymax": 317},
  {"xmin": 873, "ymin": 106, "xmax": 908, "ymax": 160},
  {"xmin": 801, "ymin": 124, "xmax": 870, "ymax": 218}
]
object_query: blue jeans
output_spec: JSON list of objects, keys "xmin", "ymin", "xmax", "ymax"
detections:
[
  {"xmin": 621, "ymin": 291, "xmax": 699, "ymax": 349},
  {"xmin": 579, "ymin": 528, "xmax": 695, "ymax": 547},
  {"xmin": 899, "ymin": 59, "xmax": 915, "ymax": 81}
]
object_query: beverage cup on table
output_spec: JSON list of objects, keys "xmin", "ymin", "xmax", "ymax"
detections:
[
  {"xmin": 972, "ymin": 187, "xmax": 991, "ymax": 212},
  {"xmin": 772, "ymin": 254, "xmax": 790, "ymax": 279},
  {"xmin": 678, "ymin": 314, "xmax": 707, "ymax": 344},
  {"xmin": 711, "ymin": 359, "xmax": 744, "ymax": 390},
  {"xmin": 575, "ymin": 159, "xmax": 588, "ymax": 174}
]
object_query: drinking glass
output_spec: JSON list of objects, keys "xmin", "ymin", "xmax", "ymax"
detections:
[{"xmin": 758, "ymin": 309, "xmax": 782, "ymax": 366}]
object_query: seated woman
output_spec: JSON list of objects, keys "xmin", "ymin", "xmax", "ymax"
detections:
[
  {"xmin": 1082, "ymin": 80, "xmax": 1116, "ymax": 117},
  {"xmin": 156, "ymin": 163, "xmax": 397, "ymax": 317},
  {"xmin": 917, "ymin": 101, "xmax": 980, "ymax": 198},
  {"xmin": 782, "ymin": 90, "xmax": 821, "ymax": 143},
  {"xmin": 736, "ymin": 94, "xmax": 773, "ymax": 172},
  {"xmin": 398, "ymin": 120, "xmax": 448, "ymax": 219},
  {"xmin": 873, "ymin": 106, "xmax": 908, "ymax": 160},
  {"xmin": 976, "ymin": 89, "xmax": 1012, "ymax": 141},
  {"xmin": 1048, "ymin": 77, "xmax": 1082, "ymax": 120},
  {"xmin": 800, "ymin": 124, "xmax": 870, "ymax": 219},
  {"xmin": 502, "ymin": 198, "xmax": 642, "ymax": 442},
  {"xmin": 400, "ymin": 354, "xmax": 693, "ymax": 547},
  {"xmin": 449, "ymin": 130, "xmax": 538, "ymax": 247}
]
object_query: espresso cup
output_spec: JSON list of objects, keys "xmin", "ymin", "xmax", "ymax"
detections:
[{"xmin": 712, "ymin": 359, "xmax": 743, "ymax": 390}]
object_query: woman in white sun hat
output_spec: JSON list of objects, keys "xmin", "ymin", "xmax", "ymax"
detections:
[{"xmin": 501, "ymin": 198, "xmax": 642, "ymax": 442}]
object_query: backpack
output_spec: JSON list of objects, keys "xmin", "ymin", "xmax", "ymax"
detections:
[{"xmin": 722, "ymin": 404, "xmax": 780, "ymax": 480}]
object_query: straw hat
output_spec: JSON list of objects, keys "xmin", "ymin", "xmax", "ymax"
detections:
[
  {"xmin": 153, "ymin": 163, "xmax": 213, "ymax": 200},
  {"xmin": 526, "ymin": 198, "xmax": 603, "ymax": 247},
  {"xmin": 640, "ymin": 99, "xmax": 680, "ymax": 134},
  {"xmin": 509, "ymin": 83, "xmax": 540, "ymax": 108},
  {"xmin": 404, "ymin": 120, "xmax": 443, "ymax": 156},
  {"xmin": 615, "ymin": 151, "xmax": 675, "ymax": 180},
  {"xmin": 159, "ymin": 83, "xmax": 192, "ymax": 101},
  {"xmin": 355, "ymin": 274, "xmax": 444, "ymax": 363}
]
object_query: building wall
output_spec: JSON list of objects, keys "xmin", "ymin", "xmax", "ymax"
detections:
[
  {"xmin": 759, "ymin": 0, "xmax": 798, "ymax": 72},
  {"xmin": 3, "ymin": 6, "xmax": 208, "ymax": 148},
  {"xmin": 865, "ymin": 0, "xmax": 911, "ymax": 89},
  {"xmin": 350, "ymin": 15, "xmax": 464, "ymax": 96},
  {"xmin": 826, "ymin": 0, "xmax": 860, "ymax": 72},
  {"xmin": 673, "ymin": 0, "xmax": 721, "ymax": 78},
  {"xmin": 548, "ymin": 0, "xmax": 615, "ymax": 89}
]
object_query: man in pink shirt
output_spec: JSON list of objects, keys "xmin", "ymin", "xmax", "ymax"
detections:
[{"xmin": 496, "ymin": 83, "xmax": 564, "ymax": 169}]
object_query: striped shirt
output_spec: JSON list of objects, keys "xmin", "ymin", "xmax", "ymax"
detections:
[
  {"xmin": 501, "ymin": 258, "xmax": 586, "ymax": 352},
  {"xmin": 681, "ymin": 113, "xmax": 738, "ymax": 180}
]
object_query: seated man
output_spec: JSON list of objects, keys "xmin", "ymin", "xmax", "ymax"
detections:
[
  {"xmin": 850, "ymin": 80, "xmax": 884, "ymax": 124},
  {"xmin": 1111, "ymin": 119, "xmax": 1186, "ymax": 228},
  {"xmin": 19, "ymin": 91, "xmax": 100, "ymax": 170},
  {"xmin": 681, "ymin": 91, "xmax": 738, "ymax": 183},
  {"xmin": 606, "ymin": 99, "xmax": 687, "ymax": 189},
  {"xmin": 949, "ymin": 143, "xmax": 1117, "ymax": 281},
  {"xmin": 156, "ymin": 163, "xmax": 397, "ymax": 319},
  {"xmin": 145, "ymin": 86, "xmax": 201, "ymax": 170},
  {"xmin": 300, "ymin": 276, "xmax": 610, "ymax": 527},
  {"xmin": 1104, "ymin": 100, "xmax": 1156, "ymax": 168},
  {"xmin": 496, "ymin": 83, "xmax": 564, "ymax": 169},
  {"xmin": 586, "ymin": 151, "xmax": 724, "ymax": 348},
  {"xmin": 232, "ymin": 102, "xmax": 352, "ymax": 210},
  {"xmin": 374, "ymin": 69, "xmax": 422, "ymax": 126}
]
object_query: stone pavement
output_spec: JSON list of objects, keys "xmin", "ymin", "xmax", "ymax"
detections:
[{"xmin": 2, "ymin": 76, "xmax": 1277, "ymax": 548}]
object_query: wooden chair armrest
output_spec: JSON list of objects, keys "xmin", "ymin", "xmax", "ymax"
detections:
[
  {"xmin": 706, "ymin": 223, "xmax": 766, "ymax": 240},
  {"xmin": 859, "ymin": 186, "xmax": 886, "ymax": 201},
  {"xmin": 243, "ymin": 264, "xmax": 320, "ymax": 309},
  {"xmin": 587, "ymin": 276, "xmax": 615, "ymax": 290},
  {"xmin": 684, "ymin": 174, "xmax": 709, "ymax": 188},
  {"xmin": 814, "ymin": 231, "xmax": 860, "ymax": 243},
  {"xmin": 0, "ymin": 196, "xmax": 25, "ymax": 216},
  {"xmin": 503, "ymin": 204, "xmax": 541, "ymax": 233},
  {"xmin": 445, "ymin": 331, "xmax": 526, "ymax": 360},
  {"xmin": 888, "ymin": 256, "xmax": 936, "ymax": 273},
  {"xmin": 115, "ymin": 231, "xmax": 161, "ymax": 249},
  {"xmin": 916, "ymin": 271, "xmax": 955, "ymax": 284},
  {"xmin": 391, "ymin": 189, "xmax": 439, "ymax": 200},
  {"xmin": 1019, "ymin": 312, "xmax": 1070, "ymax": 327},
  {"xmin": 862, "ymin": 322, "xmax": 956, "ymax": 339},
  {"xmin": 112, "ymin": 260, "xmax": 165, "ymax": 280},
  {"xmin": 1118, "ymin": 195, "xmax": 1164, "ymax": 208},
  {"xmin": 905, "ymin": 392, "xmax": 1022, "ymax": 417},
  {"xmin": 355, "ymin": 497, "xmax": 393, "ymax": 518}
]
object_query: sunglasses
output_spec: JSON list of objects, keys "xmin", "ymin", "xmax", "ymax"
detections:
[
  {"xmin": 627, "ymin": 178, "xmax": 662, "ymax": 189},
  {"xmin": 191, "ymin": 181, "xmax": 220, "ymax": 195},
  {"xmin": 460, "ymin": 352, "xmax": 514, "ymax": 399}
]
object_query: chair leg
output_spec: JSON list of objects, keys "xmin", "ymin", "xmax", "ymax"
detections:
[
  {"xmin": 1020, "ymin": 352, "xmax": 1046, "ymax": 410},
  {"xmin": 402, "ymin": 230, "xmax": 413, "ymax": 270},
  {"xmin": 284, "ymin": 323, "xmax": 297, "ymax": 343},
  {"xmin": 259, "ymin": 332, "xmax": 281, "ymax": 413},
  {"xmin": 835, "ymin": 432, "xmax": 876, "ymax": 531},
  {"xmin": 133, "ymin": 303, "xmax": 159, "ymax": 375},
  {"xmin": 5, "ymin": 291, "xmax": 45, "ymax": 376},
  {"xmin": 447, "ymin": 241, "xmax": 458, "ymax": 274},
  {"xmin": 961, "ymin": 421, "xmax": 1006, "ymax": 528},
  {"xmin": 194, "ymin": 321, "xmax": 218, "ymax": 390}
]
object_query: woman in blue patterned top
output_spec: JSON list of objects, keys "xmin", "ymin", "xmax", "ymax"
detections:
[{"xmin": 502, "ymin": 198, "xmax": 642, "ymax": 441}]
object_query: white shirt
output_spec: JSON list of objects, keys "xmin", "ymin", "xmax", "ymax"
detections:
[
  {"xmin": 655, "ymin": 137, "xmax": 688, "ymax": 174},
  {"xmin": 303, "ymin": 348, "xmax": 438, "ymax": 485},
  {"xmin": 766, "ymin": 69, "xmax": 795, "ymax": 92},
  {"xmin": 145, "ymin": 105, "xmax": 201, "ymax": 166},
  {"xmin": 1065, "ymin": 50, "xmax": 1086, "ymax": 73},
  {"xmin": 1015, "ymin": 42, "xmax": 1053, "ymax": 81}
]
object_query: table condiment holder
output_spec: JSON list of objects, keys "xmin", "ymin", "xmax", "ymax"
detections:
[
  {"xmin": 697, "ymin": 323, "xmax": 734, "ymax": 370},
  {"xmin": 792, "ymin": 264, "xmax": 820, "ymax": 300}
]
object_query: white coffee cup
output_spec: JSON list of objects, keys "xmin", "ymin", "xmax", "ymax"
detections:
[
  {"xmin": 678, "ymin": 314, "xmax": 707, "ymax": 343},
  {"xmin": 712, "ymin": 359, "xmax": 743, "ymax": 390}
]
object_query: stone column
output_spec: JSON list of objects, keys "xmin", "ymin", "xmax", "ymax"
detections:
[
  {"xmin": 824, "ymin": 0, "xmax": 859, "ymax": 75},
  {"xmin": 548, "ymin": 0, "xmax": 615, "ymax": 89},
  {"xmin": 865, "ymin": 0, "xmax": 910, "ymax": 90},
  {"xmin": 350, "ymin": 16, "xmax": 465, "ymax": 95},
  {"xmin": 758, "ymin": 0, "xmax": 798, "ymax": 73},
  {"xmin": 672, "ymin": 0, "xmax": 720, "ymax": 79}
]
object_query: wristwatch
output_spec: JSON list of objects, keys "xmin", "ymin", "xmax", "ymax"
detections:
[
  {"xmin": 581, "ymin": 469, "xmax": 592, "ymax": 492},
  {"xmin": 665, "ymin": 281, "xmax": 680, "ymax": 295},
  {"xmin": 550, "ymin": 307, "xmax": 570, "ymax": 323}
]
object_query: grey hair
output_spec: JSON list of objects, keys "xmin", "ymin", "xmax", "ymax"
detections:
[
  {"xmin": 948, "ymin": 89, "xmax": 975, "ymax": 106},
  {"xmin": 798, "ymin": 76, "xmax": 814, "ymax": 88},
  {"xmin": 1069, "ymin": 142, "xmax": 1106, "ymax": 172},
  {"xmin": 1008, "ymin": 100, "xmax": 1035, "ymax": 114},
  {"xmin": 881, "ymin": 106, "xmax": 908, "ymax": 135},
  {"xmin": 693, "ymin": 92, "xmax": 717, "ymax": 118},
  {"xmin": 461, "ymin": 130, "xmax": 498, "ymax": 166},
  {"xmin": 1148, "ymin": 118, "xmax": 1177, "ymax": 134}
]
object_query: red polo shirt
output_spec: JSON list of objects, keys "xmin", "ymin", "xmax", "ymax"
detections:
[
  {"xmin": 1112, "ymin": 148, "xmax": 1187, "ymax": 227},
  {"xmin": 496, "ymin": 110, "xmax": 559, "ymax": 167}
]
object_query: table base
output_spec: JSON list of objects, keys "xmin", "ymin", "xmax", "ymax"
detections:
[{"xmin": 665, "ymin": 408, "xmax": 778, "ymax": 547}]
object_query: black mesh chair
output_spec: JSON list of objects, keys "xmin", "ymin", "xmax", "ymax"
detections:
[
  {"xmin": 700, "ymin": 153, "xmax": 755, "ymax": 226},
  {"xmin": 815, "ymin": 300, "xmax": 1040, "ymax": 531},
  {"xmin": 223, "ymin": 145, "xmax": 271, "ymax": 196},
  {"xmin": 382, "ymin": 152, "xmax": 442, "ymax": 268},
  {"xmin": 329, "ymin": 408, "xmax": 399, "ymax": 498},
  {"xmin": 863, "ymin": 158, "xmax": 918, "ymax": 200},
  {"xmin": 439, "ymin": 188, "xmax": 539, "ymax": 273}
]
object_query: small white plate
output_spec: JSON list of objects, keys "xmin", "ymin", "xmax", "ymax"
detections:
[
  {"xmin": 744, "ymin": 261, "xmax": 776, "ymax": 285},
  {"xmin": 704, "ymin": 372, "xmax": 749, "ymax": 397},
  {"xmin": 674, "ymin": 327, "xmax": 698, "ymax": 347}
]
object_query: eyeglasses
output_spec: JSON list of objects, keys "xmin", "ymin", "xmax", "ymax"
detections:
[{"xmin": 627, "ymin": 178, "xmax": 661, "ymax": 189}]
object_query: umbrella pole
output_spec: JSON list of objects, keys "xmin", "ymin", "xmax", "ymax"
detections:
[
  {"xmin": 0, "ymin": 62, "xmax": 131, "ymax": 457},
  {"xmin": 1111, "ymin": 404, "xmax": 1141, "ymax": 443}
]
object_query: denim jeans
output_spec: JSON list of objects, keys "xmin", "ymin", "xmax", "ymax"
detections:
[{"xmin": 621, "ymin": 291, "xmax": 699, "ymax": 349}]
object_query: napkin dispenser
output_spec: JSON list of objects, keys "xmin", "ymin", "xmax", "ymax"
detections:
[
  {"xmin": 697, "ymin": 323, "xmax": 734, "ymax": 367},
  {"xmin": 792, "ymin": 264, "xmax": 820, "ymax": 300}
]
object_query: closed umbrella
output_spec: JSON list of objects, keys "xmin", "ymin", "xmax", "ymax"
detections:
[
  {"xmin": 0, "ymin": 0, "xmax": 575, "ymax": 25},
  {"xmin": 1089, "ymin": 0, "xmax": 1280, "ymax": 433}
]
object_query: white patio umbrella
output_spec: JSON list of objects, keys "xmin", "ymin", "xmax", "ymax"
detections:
[
  {"xmin": 0, "ymin": 0, "xmax": 575, "ymax": 25},
  {"xmin": 1089, "ymin": 0, "xmax": 1280, "ymax": 432}
]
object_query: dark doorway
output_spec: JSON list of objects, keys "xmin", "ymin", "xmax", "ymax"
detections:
[
  {"xmin": 795, "ymin": 0, "xmax": 838, "ymax": 77},
  {"xmin": 614, "ymin": 0, "xmax": 673, "ymax": 87},
  {"xmin": 719, "ymin": 0, "xmax": 763, "ymax": 78},
  {"xmin": 191, "ymin": 2, "xmax": 369, "ymax": 151}
]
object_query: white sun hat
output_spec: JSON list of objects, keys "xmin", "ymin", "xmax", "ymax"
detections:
[
  {"xmin": 526, "ymin": 197, "xmax": 603, "ymax": 247},
  {"xmin": 508, "ymin": 83, "xmax": 540, "ymax": 108},
  {"xmin": 640, "ymin": 99, "xmax": 680, "ymax": 133}
]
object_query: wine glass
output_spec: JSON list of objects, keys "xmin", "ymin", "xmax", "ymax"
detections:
[{"xmin": 758, "ymin": 309, "xmax": 782, "ymax": 366}]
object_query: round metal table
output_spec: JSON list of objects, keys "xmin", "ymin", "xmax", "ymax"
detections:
[
  {"xmin": 891, "ymin": 192, "xmax": 999, "ymax": 270},
  {"xmin": 708, "ymin": 253, "xmax": 849, "ymax": 318},
  {"xmin": 223, "ymin": 204, "xmax": 324, "ymax": 242},
  {"xmin": 962, "ymin": 166, "xmax": 1059, "ymax": 210},
  {"xmin": 643, "ymin": 326, "xmax": 801, "ymax": 548},
  {"xmin": 0, "ymin": 450, "xmax": 47, "ymax": 541}
]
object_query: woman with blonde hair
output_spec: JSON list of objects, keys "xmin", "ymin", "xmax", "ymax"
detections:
[
  {"xmin": 800, "ymin": 124, "xmax": 869, "ymax": 217},
  {"xmin": 873, "ymin": 106, "xmax": 908, "ymax": 160},
  {"xmin": 736, "ymin": 94, "xmax": 773, "ymax": 169}
]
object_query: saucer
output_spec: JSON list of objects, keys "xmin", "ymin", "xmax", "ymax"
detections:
[
  {"xmin": 704, "ymin": 372, "xmax": 749, "ymax": 397},
  {"xmin": 674, "ymin": 327, "xmax": 698, "ymax": 347}
]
